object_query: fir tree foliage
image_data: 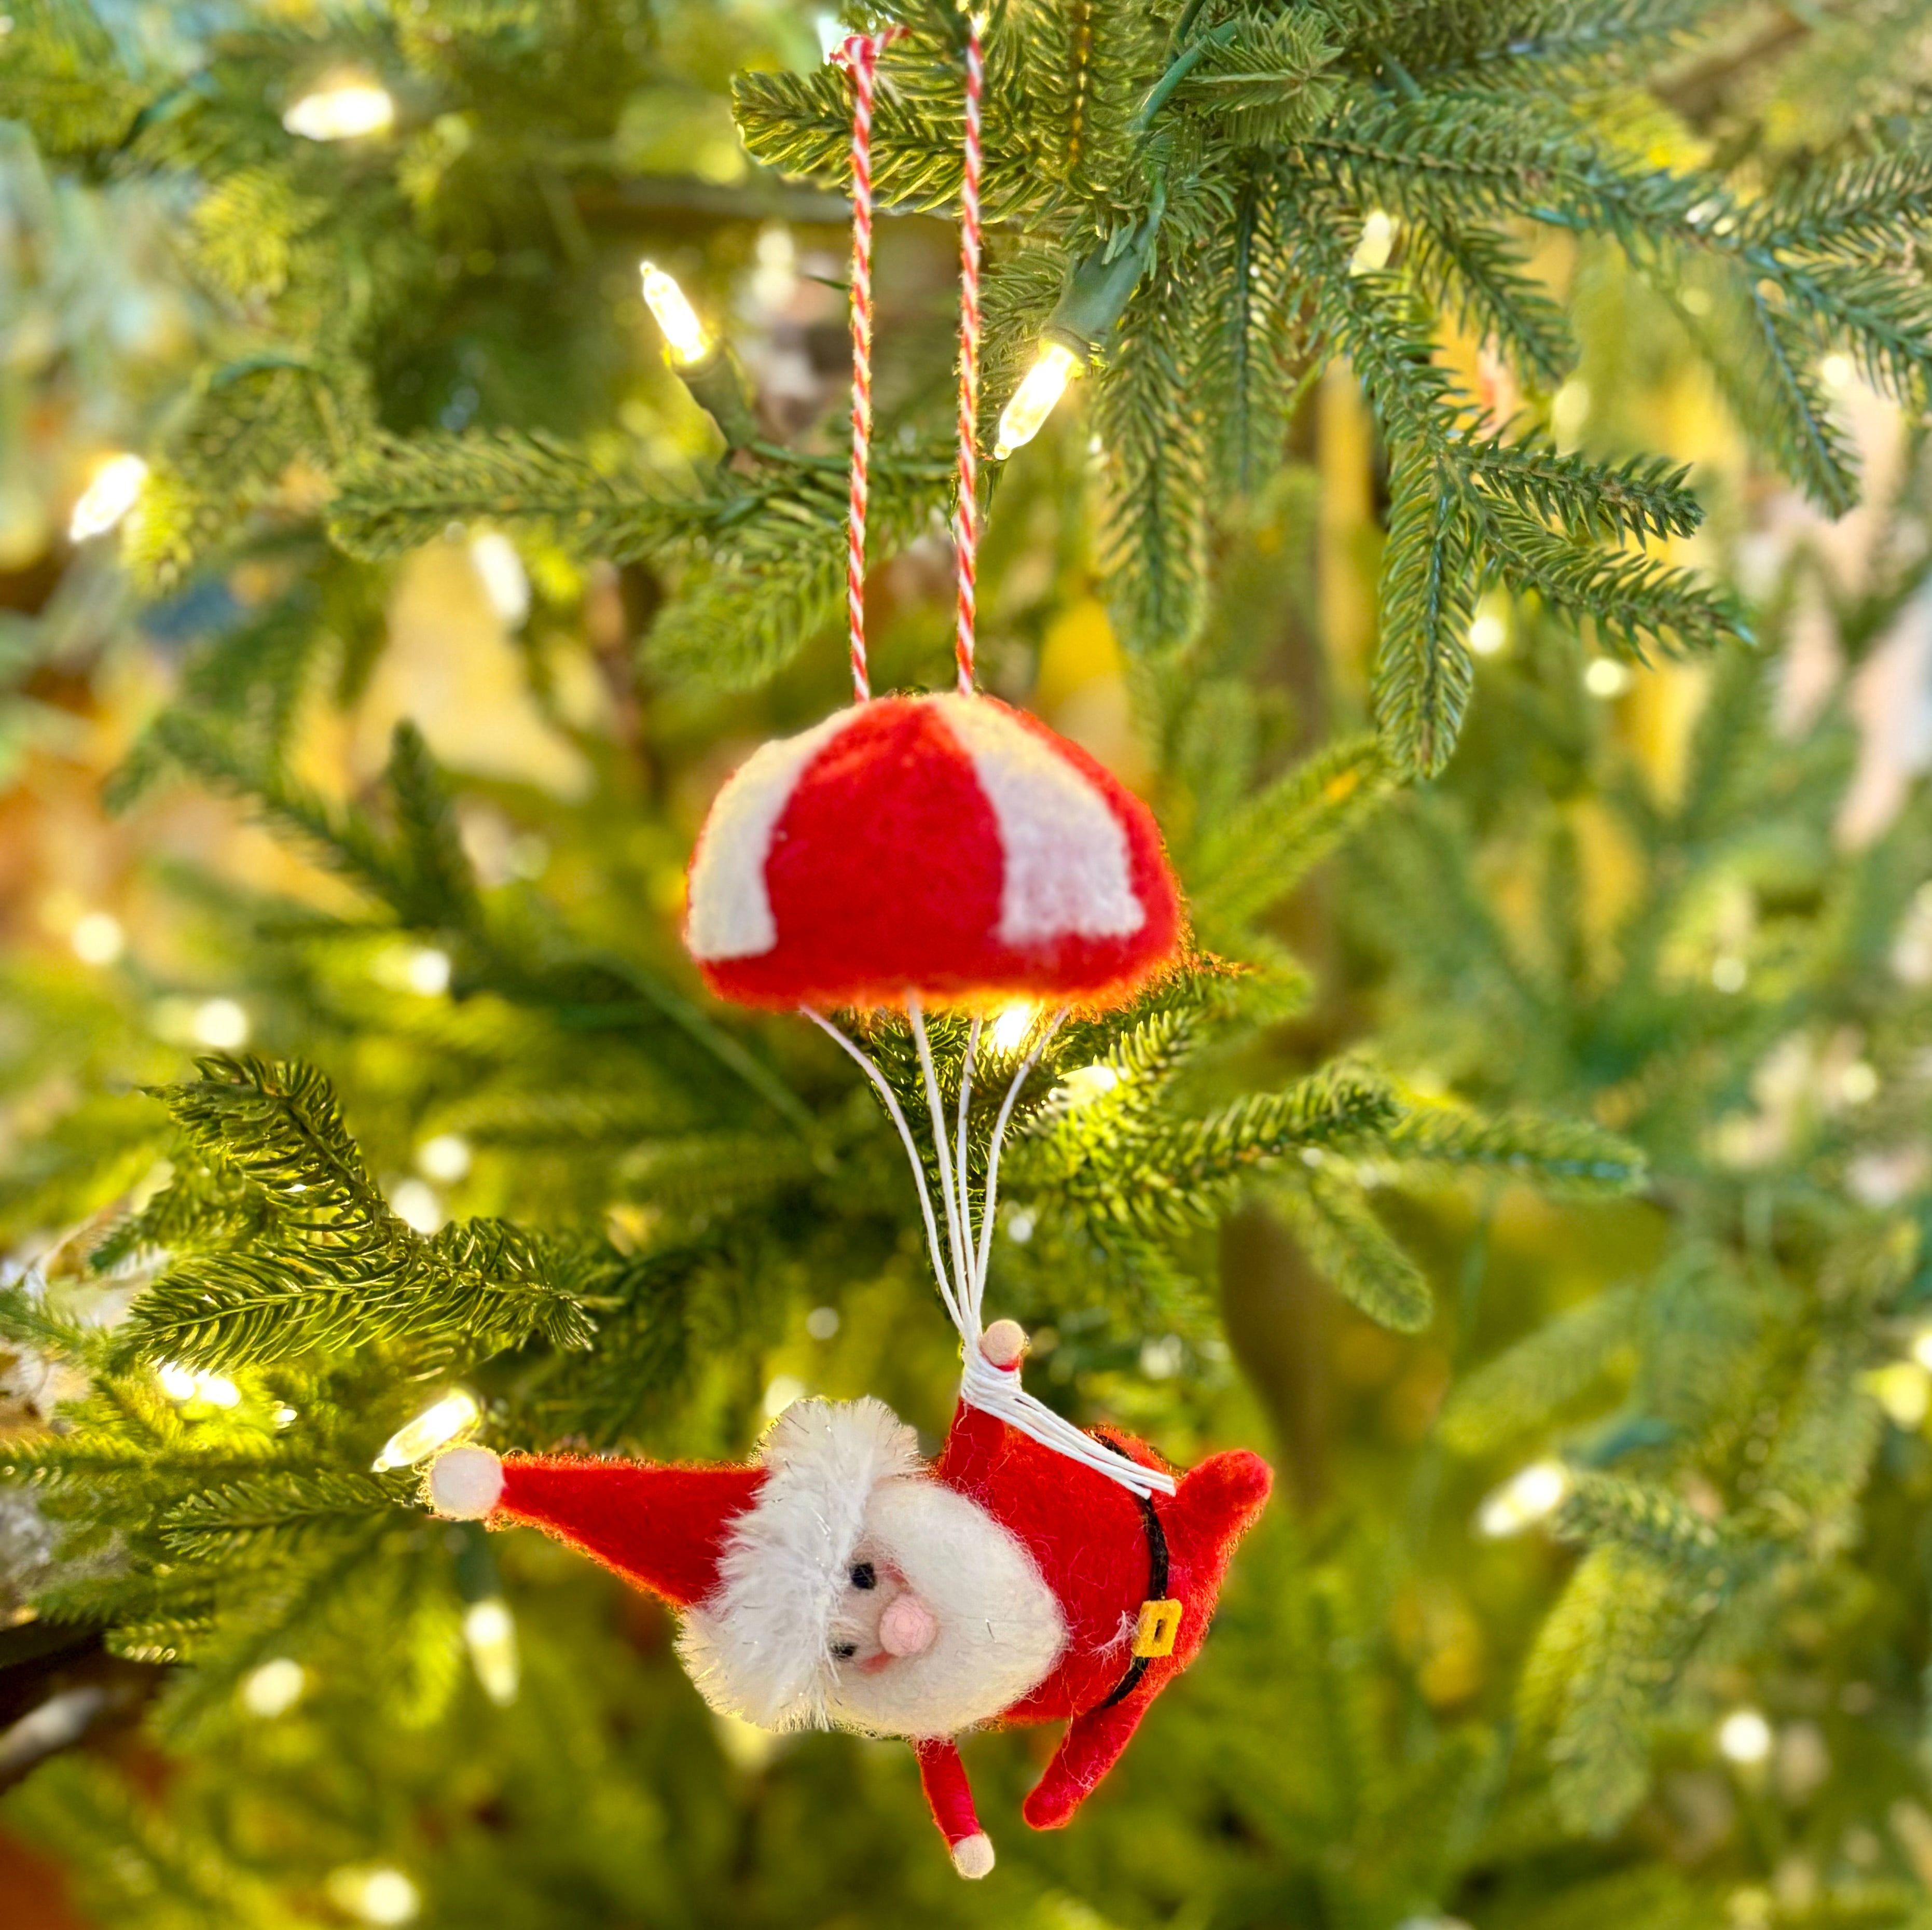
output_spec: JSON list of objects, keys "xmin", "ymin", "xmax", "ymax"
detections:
[
  {"xmin": 7, "ymin": 0, "xmax": 1926, "ymax": 780},
  {"xmin": 1357, "ymin": 431, "xmax": 1932, "ymax": 1843},
  {"xmin": 1, "ymin": 5, "xmax": 1930, "ymax": 1929},
  {"xmin": 732, "ymin": 0, "xmax": 1927, "ymax": 770}
]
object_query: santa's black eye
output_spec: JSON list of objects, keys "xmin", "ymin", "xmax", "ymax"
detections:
[
  {"xmin": 849, "ymin": 1562, "xmax": 877, "ymax": 1591},
  {"xmin": 831, "ymin": 1641, "xmax": 858, "ymax": 1660}
]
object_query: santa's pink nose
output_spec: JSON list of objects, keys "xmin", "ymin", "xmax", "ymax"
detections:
[{"xmin": 877, "ymin": 1592, "xmax": 936, "ymax": 1657}]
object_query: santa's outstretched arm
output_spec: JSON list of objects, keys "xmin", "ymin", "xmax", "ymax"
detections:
[
  {"xmin": 1022, "ymin": 1695, "xmax": 1150, "ymax": 1831},
  {"xmin": 913, "ymin": 1738, "xmax": 995, "ymax": 1879}
]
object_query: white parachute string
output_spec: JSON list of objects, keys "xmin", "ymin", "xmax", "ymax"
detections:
[
  {"xmin": 907, "ymin": 997, "xmax": 973, "ymax": 1318},
  {"xmin": 803, "ymin": 999, "xmax": 1174, "ymax": 1498},
  {"xmin": 957, "ymin": 1014, "xmax": 981, "ymax": 1310},
  {"xmin": 974, "ymin": 1010, "xmax": 1063, "ymax": 1295},
  {"xmin": 800, "ymin": 1006, "xmax": 964, "ymax": 1335}
]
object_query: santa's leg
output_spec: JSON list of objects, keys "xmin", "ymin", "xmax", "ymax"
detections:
[
  {"xmin": 1021, "ymin": 1697, "xmax": 1150, "ymax": 1830},
  {"xmin": 913, "ymin": 1738, "xmax": 995, "ymax": 1879}
]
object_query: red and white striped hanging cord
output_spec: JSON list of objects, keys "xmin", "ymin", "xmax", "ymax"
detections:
[
  {"xmin": 820, "ymin": 20, "xmax": 1172, "ymax": 1498},
  {"xmin": 837, "ymin": 17, "xmax": 985, "ymax": 703},
  {"xmin": 953, "ymin": 19, "xmax": 984, "ymax": 697}
]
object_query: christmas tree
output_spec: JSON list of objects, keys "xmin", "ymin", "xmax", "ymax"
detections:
[{"xmin": 3, "ymin": 1, "xmax": 1931, "ymax": 1924}]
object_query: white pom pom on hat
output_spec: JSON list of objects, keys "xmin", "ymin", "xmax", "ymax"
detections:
[{"xmin": 428, "ymin": 1443, "xmax": 505, "ymax": 1519}]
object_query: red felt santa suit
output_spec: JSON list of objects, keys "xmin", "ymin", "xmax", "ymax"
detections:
[{"xmin": 429, "ymin": 1342, "xmax": 1271, "ymax": 1876}]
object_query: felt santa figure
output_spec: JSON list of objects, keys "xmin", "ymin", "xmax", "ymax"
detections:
[{"xmin": 430, "ymin": 1320, "xmax": 1272, "ymax": 1878}]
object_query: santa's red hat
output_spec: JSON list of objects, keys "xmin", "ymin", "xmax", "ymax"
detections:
[
  {"xmin": 430, "ymin": 1353, "xmax": 1271, "ymax": 1875},
  {"xmin": 683, "ymin": 693, "xmax": 1184, "ymax": 1011}
]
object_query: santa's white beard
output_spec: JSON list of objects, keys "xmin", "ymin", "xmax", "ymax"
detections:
[
  {"xmin": 679, "ymin": 1469, "xmax": 1063, "ymax": 1738},
  {"xmin": 820, "ymin": 1478, "xmax": 1065, "ymax": 1739}
]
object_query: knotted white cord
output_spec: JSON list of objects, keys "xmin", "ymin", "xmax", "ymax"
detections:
[{"xmin": 807, "ymin": 1000, "xmax": 1176, "ymax": 1499}]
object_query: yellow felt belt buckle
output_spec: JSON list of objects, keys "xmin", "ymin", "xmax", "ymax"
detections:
[{"xmin": 1132, "ymin": 1599, "xmax": 1184, "ymax": 1659}]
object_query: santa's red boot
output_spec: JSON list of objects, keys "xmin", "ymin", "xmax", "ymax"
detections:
[{"xmin": 429, "ymin": 1325, "xmax": 1272, "ymax": 1878}]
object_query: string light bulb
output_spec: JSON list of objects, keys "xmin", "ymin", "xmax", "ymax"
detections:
[
  {"xmin": 157, "ymin": 1362, "xmax": 241, "ymax": 1409},
  {"xmin": 993, "ymin": 341, "xmax": 1081, "ymax": 460},
  {"xmin": 463, "ymin": 1598, "xmax": 520, "ymax": 1705},
  {"xmin": 371, "ymin": 1390, "xmax": 479, "ymax": 1472},
  {"xmin": 640, "ymin": 261, "xmax": 711, "ymax": 366},
  {"xmin": 1475, "ymin": 1460, "xmax": 1569, "ymax": 1537},
  {"xmin": 68, "ymin": 454, "xmax": 148, "ymax": 540},
  {"xmin": 988, "ymin": 1001, "xmax": 1037, "ymax": 1053},
  {"xmin": 283, "ymin": 77, "xmax": 395, "ymax": 142},
  {"xmin": 1717, "ymin": 1706, "xmax": 1773, "ymax": 1765}
]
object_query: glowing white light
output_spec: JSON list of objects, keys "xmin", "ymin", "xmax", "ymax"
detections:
[
  {"xmin": 1584, "ymin": 659, "xmax": 1633, "ymax": 700},
  {"xmin": 751, "ymin": 221, "xmax": 798, "ymax": 312},
  {"xmin": 405, "ymin": 947, "xmax": 450, "ymax": 997},
  {"xmin": 468, "ymin": 532, "xmax": 530, "ymax": 629},
  {"xmin": 372, "ymin": 1391, "xmax": 479, "ymax": 1472},
  {"xmin": 1819, "ymin": 353, "xmax": 1854, "ymax": 391},
  {"xmin": 417, "ymin": 1134, "xmax": 472, "ymax": 1184},
  {"xmin": 463, "ymin": 1597, "xmax": 520, "ymax": 1705},
  {"xmin": 1551, "ymin": 379, "xmax": 1592, "ymax": 443},
  {"xmin": 804, "ymin": 1305, "xmax": 840, "ymax": 1341},
  {"xmin": 326, "ymin": 1866, "xmax": 421, "ymax": 1926},
  {"xmin": 763, "ymin": 1374, "xmax": 806, "ymax": 1421},
  {"xmin": 1912, "ymin": 1328, "xmax": 1932, "ymax": 1373},
  {"xmin": 988, "ymin": 1001, "xmax": 1038, "ymax": 1053},
  {"xmin": 1840, "ymin": 1061, "xmax": 1879, "ymax": 1104},
  {"xmin": 1349, "ymin": 209, "xmax": 1396, "ymax": 273},
  {"xmin": 1059, "ymin": 1063, "xmax": 1120, "ymax": 1105},
  {"xmin": 640, "ymin": 260, "xmax": 710, "ymax": 365},
  {"xmin": 191, "ymin": 997, "xmax": 250, "ymax": 1049},
  {"xmin": 1717, "ymin": 1707, "xmax": 1774, "ymax": 1765},
  {"xmin": 1712, "ymin": 955, "xmax": 1747, "ymax": 993},
  {"xmin": 241, "ymin": 1657, "xmax": 307, "ymax": 1718},
  {"xmin": 1870, "ymin": 1361, "xmax": 1930, "ymax": 1427},
  {"xmin": 1006, "ymin": 1207, "xmax": 1036, "ymax": 1244},
  {"xmin": 391, "ymin": 1179, "xmax": 443, "ymax": 1234},
  {"xmin": 273, "ymin": 1405, "xmax": 298, "ymax": 1429},
  {"xmin": 995, "ymin": 342, "xmax": 1081, "ymax": 460},
  {"xmin": 284, "ymin": 79, "xmax": 395, "ymax": 143},
  {"xmin": 1468, "ymin": 613, "xmax": 1507, "ymax": 658},
  {"xmin": 71, "ymin": 912, "xmax": 125, "ymax": 966},
  {"xmin": 157, "ymin": 1362, "xmax": 241, "ymax": 1408},
  {"xmin": 1476, "ymin": 1460, "xmax": 1569, "ymax": 1537},
  {"xmin": 1140, "ymin": 1335, "xmax": 1184, "ymax": 1380},
  {"xmin": 68, "ymin": 454, "xmax": 148, "ymax": 541}
]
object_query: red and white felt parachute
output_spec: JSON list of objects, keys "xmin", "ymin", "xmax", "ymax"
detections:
[{"xmin": 684, "ymin": 693, "xmax": 1183, "ymax": 1013}]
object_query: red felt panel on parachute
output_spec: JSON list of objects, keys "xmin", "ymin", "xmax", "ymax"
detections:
[{"xmin": 683, "ymin": 695, "xmax": 1183, "ymax": 1012}]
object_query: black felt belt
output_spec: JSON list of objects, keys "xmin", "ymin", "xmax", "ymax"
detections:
[{"xmin": 1095, "ymin": 1478, "xmax": 1170, "ymax": 1712}]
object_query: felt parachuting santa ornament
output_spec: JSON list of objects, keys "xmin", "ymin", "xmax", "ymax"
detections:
[
  {"xmin": 429, "ymin": 21, "xmax": 1273, "ymax": 1880},
  {"xmin": 432, "ymin": 1328, "xmax": 1271, "ymax": 1878}
]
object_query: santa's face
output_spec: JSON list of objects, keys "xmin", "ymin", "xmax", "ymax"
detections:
[
  {"xmin": 824, "ymin": 1545, "xmax": 938, "ymax": 1666},
  {"xmin": 817, "ymin": 1476, "xmax": 1064, "ymax": 1738}
]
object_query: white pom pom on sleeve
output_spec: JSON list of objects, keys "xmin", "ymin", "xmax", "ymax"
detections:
[
  {"xmin": 427, "ymin": 1444, "xmax": 504, "ymax": 1520},
  {"xmin": 950, "ymin": 1834, "xmax": 995, "ymax": 1880}
]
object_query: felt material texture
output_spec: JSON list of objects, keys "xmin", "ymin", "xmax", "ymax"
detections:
[
  {"xmin": 916, "ymin": 1737, "xmax": 983, "ymax": 1845},
  {"xmin": 426, "ymin": 1443, "xmax": 504, "ymax": 1519},
  {"xmin": 465, "ymin": 1380, "xmax": 1271, "ymax": 1868},
  {"xmin": 683, "ymin": 693, "xmax": 1184, "ymax": 1011},
  {"xmin": 935, "ymin": 1400, "xmax": 1274, "ymax": 1737},
  {"xmin": 493, "ymin": 1454, "xmax": 765, "ymax": 1607},
  {"xmin": 680, "ymin": 1398, "xmax": 959, "ymax": 1731},
  {"xmin": 811, "ymin": 1471, "xmax": 1063, "ymax": 1739}
]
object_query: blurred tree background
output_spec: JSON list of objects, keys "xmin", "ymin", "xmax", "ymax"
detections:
[{"xmin": 3, "ymin": 3, "xmax": 1932, "ymax": 1928}]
